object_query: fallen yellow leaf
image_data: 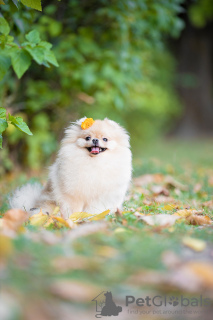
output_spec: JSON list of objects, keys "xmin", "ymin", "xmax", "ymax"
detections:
[
  {"xmin": 52, "ymin": 206, "xmax": 60, "ymax": 216},
  {"xmin": 69, "ymin": 212, "xmax": 92, "ymax": 222},
  {"xmin": 175, "ymin": 209, "xmax": 193, "ymax": 217},
  {"xmin": 96, "ymin": 246, "xmax": 118, "ymax": 258},
  {"xmin": 29, "ymin": 209, "xmax": 49, "ymax": 226},
  {"xmin": 182, "ymin": 237, "xmax": 206, "ymax": 252},
  {"xmin": 88, "ymin": 209, "xmax": 110, "ymax": 221},
  {"xmin": 163, "ymin": 204, "xmax": 177, "ymax": 210},
  {"xmin": 43, "ymin": 217, "xmax": 55, "ymax": 228},
  {"xmin": 0, "ymin": 234, "xmax": 13, "ymax": 259},
  {"xmin": 114, "ymin": 227, "xmax": 127, "ymax": 234},
  {"xmin": 69, "ymin": 209, "xmax": 110, "ymax": 222},
  {"xmin": 52, "ymin": 216, "xmax": 71, "ymax": 228}
]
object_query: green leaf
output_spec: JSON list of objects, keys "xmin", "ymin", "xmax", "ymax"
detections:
[
  {"xmin": 0, "ymin": 107, "xmax": 6, "ymax": 119},
  {"xmin": 12, "ymin": 0, "xmax": 19, "ymax": 8},
  {"xmin": 44, "ymin": 50, "xmax": 59, "ymax": 67},
  {"xmin": 6, "ymin": 35, "xmax": 14, "ymax": 43},
  {"xmin": 8, "ymin": 114, "xmax": 33, "ymax": 135},
  {"xmin": 0, "ymin": 0, "xmax": 5, "ymax": 4},
  {"xmin": 0, "ymin": 17, "xmax": 10, "ymax": 35},
  {"xmin": 0, "ymin": 54, "xmax": 11, "ymax": 80},
  {"xmin": 25, "ymin": 30, "xmax": 41, "ymax": 44},
  {"xmin": 39, "ymin": 41, "xmax": 52, "ymax": 50},
  {"xmin": 0, "ymin": 117, "xmax": 8, "ymax": 148},
  {"xmin": 0, "ymin": 118, "xmax": 8, "ymax": 133},
  {"xmin": 11, "ymin": 49, "xmax": 31, "ymax": 78},
  {"xmin": 25, "ymin": 46, "xmax": 44, "ymax": 64},
  {"xmin": 0, "ymin": 133, "xmax": 2, "ymax": 149},
  {"xmin": 21, "ymin": 0, "xmax": 42, "ymax": 11}
]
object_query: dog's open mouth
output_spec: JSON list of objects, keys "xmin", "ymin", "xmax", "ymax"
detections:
[{"xmin": 87, "ymin": 146, "xmax": 107, "ymax": 154}]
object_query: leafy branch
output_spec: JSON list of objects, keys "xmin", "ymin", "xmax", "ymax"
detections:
[
  {"xmin": 0, "ymin": 107, "xmax": 33, "ymax": 148},
  {"xmin": 0, "ymin": 1, "xmax": 59, "ymax": 148}
]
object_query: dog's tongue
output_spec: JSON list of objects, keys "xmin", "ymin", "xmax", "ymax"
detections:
[{"xmin": 91, "ymin": 147, "xmax": 100, "ymax": 154}]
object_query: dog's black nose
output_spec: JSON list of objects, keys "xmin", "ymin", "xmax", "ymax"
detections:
[{"xmin": 92, "ymin": 138, "xmax": 99, "ymax": 145}]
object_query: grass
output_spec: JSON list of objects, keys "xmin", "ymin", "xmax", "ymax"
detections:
[{"xmin": 0, "ymin": 138, "xmax": 213, "ymax": 319}]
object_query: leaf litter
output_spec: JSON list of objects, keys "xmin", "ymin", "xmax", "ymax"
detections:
[{"xmin": 0, "ymin": 169, "xmax": 213, "ymax": 319}]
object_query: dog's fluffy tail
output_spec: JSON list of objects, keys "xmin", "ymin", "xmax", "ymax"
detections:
[{"xmin": 9, "ymin": 183, "xmax": 43, "ymax": 212}]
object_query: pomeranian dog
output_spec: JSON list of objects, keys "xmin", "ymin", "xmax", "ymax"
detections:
[{"xmin": 9, "ymin": 117, "xmax": 132, "ymax": 219}]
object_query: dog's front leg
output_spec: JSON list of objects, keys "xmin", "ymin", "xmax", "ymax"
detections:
[{"xmin": 60, "ymin": 198, "xmax": 84, "ymax": 219}]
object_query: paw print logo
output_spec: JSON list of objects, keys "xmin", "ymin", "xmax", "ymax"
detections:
[{"xmin": 168, "ymin": 297, "xmax": 179, "ymax": 307}]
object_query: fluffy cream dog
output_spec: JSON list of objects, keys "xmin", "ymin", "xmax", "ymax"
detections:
[{"xmin": 9, "ymin": 117, "xmax": 132, "ymax": 219}]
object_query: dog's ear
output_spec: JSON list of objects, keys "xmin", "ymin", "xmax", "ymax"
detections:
[{"xmin": 75, "ymin": 117, "xmax": 87, "ymax": 126}]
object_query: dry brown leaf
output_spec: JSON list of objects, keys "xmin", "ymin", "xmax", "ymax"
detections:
[
  {"xmin": 127, "ymin": 260, "xmax": 213, "ymax": 292},
  {"xmin": 143, "ymin": 199, "xmax": 152, "ymax": 206},
  {"xmin": 49, "ymin": 280, "xmax": 99, "ymax": 302},
  {"xmin": 0, "ymin": 209, "xmax": 28, "ymax": 233},
  {"xmin": 77, "ymin": 92, "xmax": 95, "ymax": 104},
  {"xmin": 22, "ymin": 298, "xmax": 58, "ymax": 320},
  {"xmin": 161, "ymin": 250, "xmax": 181, "ymax": 269},
  {"xmin": 182, "ymin": 237, "xmax": 206, "ymax": 251},
  {"xmin": 175, "ymin": 209, "xmax": 204, "ymax": 217},
  {"xmin": 139, "ymin": 214, "xmax": 182, "ymax": 227},
  {"xmin": 151, "ymin": 185, "xmax": 169, "ymax": 196},
  {"xmin": 127, "ymin": 267, "xmax": 202, "ymax": 292},
  {"xmin": 202, "ymin": 200, "xmax": 213, "ymax": 210},
  {"xmin": 154, "ymin": 195, "xmax": 176, "ymax": 203},
  {"xmin": 164, "ymin": 175, "xmax": 188, "ymax": 191},
  {"xmin": 133, "ymin": 187, "xmax": 150, "ymax": 195},
  {"xmin": 174, "ymin": 188, "xmax": 182, "ymax": 196},
  {"xmin": 185, "ymin": 262, "xmax": 213, "ymax": 288},
  {"xmin": 174, "ymin": 208, "xmax": 211, "ymax": 225},
  {"xmin": 3, "ymin": 209, "xmax": 28, "ymax": 223},
  {"xmin": 133, "ymin": 173, "xmax": 163, "ymax": 187},
  {"xmin": 186, "ymin": 214, "xmax": 211, "ymax": 226},
  {"xmin": 134, "ymin": 211, "xmax": 145, "ymax": 218},
  {"xmin": 115, "ymin": 208, "xmax": 123, "ymax": 217},
  {"xmin": 193, "ymin": 183, "xmax": 202, "ymax": 193},
  {"xmin": 208, "ymin": 175, "xmax": 213, "ymax": 187},
  {"xmin": 175, "ymin": 209, "xmax": 193, "ymax": 218},
  {"xmin": 52, "ymin": 256, "xmax": 90, "ymax": 272},
  {"xmin": 127, "ymin": 269, "xmax": 167, "ymax": 287}
]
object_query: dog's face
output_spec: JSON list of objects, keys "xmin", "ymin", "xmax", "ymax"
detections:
[{"xmin": 63, "ymin": 118, "xmax": 130, "ymax": 157}]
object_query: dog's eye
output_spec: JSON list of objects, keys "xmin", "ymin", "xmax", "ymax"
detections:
[
  {"xmin": 85, "ymin": 136, "xmax": 91, "ymax": 141},
  {"xmin": 103, "ymin": 138, "xmax": 108, "ymax": 142}
]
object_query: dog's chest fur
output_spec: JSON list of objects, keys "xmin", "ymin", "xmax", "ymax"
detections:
[{"xmin": 49, "ymin": 144, "xmax": 131, "ymax": 202}]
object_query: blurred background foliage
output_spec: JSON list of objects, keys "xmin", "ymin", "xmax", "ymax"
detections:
[{"xmin": 0, "ymin": 0, "xmax": 213, "ymax": 175}]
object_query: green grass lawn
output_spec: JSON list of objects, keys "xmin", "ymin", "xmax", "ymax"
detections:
[{"xmin": 0, "ymin": 139, "xmax": 213, "ymax": 319}]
